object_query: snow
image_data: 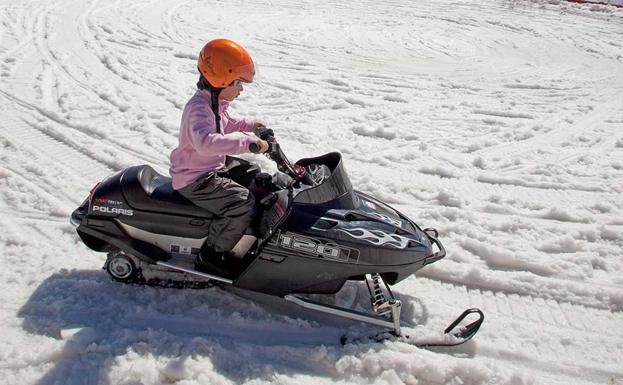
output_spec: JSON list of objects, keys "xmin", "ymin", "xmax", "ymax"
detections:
[{"xmin": 1, "ymin": 0, "xmax": 623, "ymax": 384}]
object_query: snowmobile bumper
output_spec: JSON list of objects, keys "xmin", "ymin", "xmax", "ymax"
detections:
[
  {"xmin": 70, "ymin": 201, "xmax": 88, "ymax": 227},
  {"xmin": 70, "ymin": 209, "xmax": 83, "ymax": 227},
  {"xmin": 423, "ymin": 229, "xmax": 446, "ymax": 265}
]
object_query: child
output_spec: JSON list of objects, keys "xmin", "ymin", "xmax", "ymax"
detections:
[{"xmin": 169, "ymin": 38, "xmax": 268, "ymax": 274}]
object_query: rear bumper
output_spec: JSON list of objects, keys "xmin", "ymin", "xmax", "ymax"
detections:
[{"xmin": 70, "ymin": 199, "xmax": 88, "ymax": 227}]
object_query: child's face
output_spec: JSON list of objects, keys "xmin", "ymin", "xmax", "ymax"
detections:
[{"xmin": 219, "ymin": 80, "xmax": 244, "ymax": 101}]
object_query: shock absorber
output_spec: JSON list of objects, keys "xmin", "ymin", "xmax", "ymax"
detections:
[{"xmin": 366, "ymin": 273, "xmax": 392, "ymax": 317}]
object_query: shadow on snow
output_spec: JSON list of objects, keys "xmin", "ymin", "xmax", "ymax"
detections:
[{"xmin": 18, "ymin": 269, "xmax": 432, "ymax": 384}]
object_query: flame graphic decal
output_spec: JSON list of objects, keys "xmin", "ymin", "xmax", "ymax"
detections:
[
  {"xmin": 338, "ymin": 228, "xmax": 411, "ymax": 249},
  {"xmin": 366, "ymin": 212, "xmax": 402, "ymax": 227}
]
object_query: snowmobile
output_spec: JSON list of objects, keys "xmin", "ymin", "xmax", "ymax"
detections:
[{"xmin": 70, "ymin": 129, "xmax": 483, "ymax": 347}]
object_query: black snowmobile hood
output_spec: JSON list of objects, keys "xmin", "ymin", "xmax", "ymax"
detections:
[
  {"xmin": 351, "ymin": 190, "xmax": 414, "ymax": 233},
  {"xmin": 291, "ymin": 152, "xmax": 417, "ymax": 234}
]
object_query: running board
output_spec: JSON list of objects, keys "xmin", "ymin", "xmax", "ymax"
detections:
[
  {"xmin": 156, "ymin": 261, "xmax": 234, "ymax": 284},
  {"xmin": 284, "ymin": 294, "xmax": 402, "ymax": 335}
]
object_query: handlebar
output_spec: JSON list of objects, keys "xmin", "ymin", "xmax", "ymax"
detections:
[
  {"xmin": 248, "ymin": 142, "xmax": 261, "ymax": 154},
  {"xmin": 248, "ymin": 128, "xmax": 315, "ymax": 187}
]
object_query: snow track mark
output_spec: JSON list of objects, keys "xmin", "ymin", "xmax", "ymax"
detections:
[{"xmin": 401, "ymin": 277, "xmax": 623, "ymax": 383}]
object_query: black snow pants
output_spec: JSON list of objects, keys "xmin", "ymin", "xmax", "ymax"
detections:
[{"xmin": 177, "ymin": 157, "xmax": 260, "ymax": 254}]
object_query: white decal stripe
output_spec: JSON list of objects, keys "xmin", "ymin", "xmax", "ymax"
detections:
[{"xmin": 338, "ymin": 228, "xmax": 411, "ymax": 249}]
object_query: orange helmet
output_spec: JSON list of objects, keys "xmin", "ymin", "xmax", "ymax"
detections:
[{"xmin": 197, "ymin": 39, "xmax": 255, "ymax": 88}]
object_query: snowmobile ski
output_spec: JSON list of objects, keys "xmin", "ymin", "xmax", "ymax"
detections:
[{"xmin": 340, "ymin": 308, "xmax": 484, "ymax": 348}]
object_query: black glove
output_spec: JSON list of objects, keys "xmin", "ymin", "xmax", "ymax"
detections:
[
  {"xmin": 272, "ymin": 171, "xmax": 293, "ymax": 189},
  {"xmin": 254, "ymin": 172, "xmax": 273, "ymax": 188},
  {"xmin": 252, "ymin": 172, "xmax": 292, "ymax": 191},
  {"xmin": 254, "ymin": 125, "xmax": 275, "ymax": 140}
]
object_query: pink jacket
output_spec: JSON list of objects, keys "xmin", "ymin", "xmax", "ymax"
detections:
[{"xmin": 169, "ymin": 89, "xmax": 257, "ymax": 189}]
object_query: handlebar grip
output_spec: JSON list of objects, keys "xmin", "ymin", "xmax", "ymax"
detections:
[
  {"xmin": 248, "ymin": 142, "xmax": 261, "ymax": 154},
  {"xmin": 254, "ymin": 125, "xmax": 275, "ymax": 141}
]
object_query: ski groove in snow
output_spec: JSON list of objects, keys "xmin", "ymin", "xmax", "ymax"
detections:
[{"xmin": 400, "ymin": 277, "xmax": 623, "ymax": 379}]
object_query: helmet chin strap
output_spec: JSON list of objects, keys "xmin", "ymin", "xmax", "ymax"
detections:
[
  {"xmin": 197, "ymin": 73, "xmax": 223, "ymax": 133},
  {"xmin": 210, "ymin": 87, "xmax": 222, "ymax": 134}
]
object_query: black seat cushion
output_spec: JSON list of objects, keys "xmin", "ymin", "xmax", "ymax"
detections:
[{"xmin": 121, "ymin": 165, "xmax": 215, "ymax": 218}]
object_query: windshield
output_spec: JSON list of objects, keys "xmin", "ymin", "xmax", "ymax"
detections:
[{"xmin": 292, "ymin": 152, "xmax": 359, "ymax": 209}]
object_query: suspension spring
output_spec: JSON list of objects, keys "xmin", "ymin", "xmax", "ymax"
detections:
[{"xmin": 367, "ymin": 273, "xmax": 392, "ymax": 317}]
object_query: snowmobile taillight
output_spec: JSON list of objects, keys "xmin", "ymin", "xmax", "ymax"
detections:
[{"xmin": 88, "ymin": 183, "xmax": 100, "ymax": 203}]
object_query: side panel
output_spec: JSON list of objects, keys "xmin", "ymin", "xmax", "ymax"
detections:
[
  {"xmin": 234, "ymin": 230, "xmax": 426, "ymax": 296},
  {"xmin": 284, "ymin": 205, "xmax": 432, "ymax": 267},
  {"xmin": 76, "ymin": 218, "xmax": 168, "ymax": 263},
  {"xmin": 83, "ymin": 169, "xmax": 212, "ymax": 261},
  {"xmin": 118, "ymin": 212, "xmax": 211, "ymax": 239},
  {"xmin": 118, "ymin": 222, "xmax": 205, "ymax": 258}
]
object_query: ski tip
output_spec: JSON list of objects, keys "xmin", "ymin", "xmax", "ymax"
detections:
[
  {"xmin": 444, "ymin": 308, "xmax": 484, "ymax": 341},
  {"xmin": 339, "ymin": 308, "xmax": 484, "ymax": 348}
]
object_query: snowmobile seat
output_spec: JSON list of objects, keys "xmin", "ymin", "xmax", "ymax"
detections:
[{"xmin": 121, "ymin": 165, "xmax": 215, "ymax": 218}]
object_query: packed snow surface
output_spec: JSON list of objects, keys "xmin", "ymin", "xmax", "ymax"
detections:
[{"xmin": 1, "ymin": 0, "xmax": 622, "ymax": 384}]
